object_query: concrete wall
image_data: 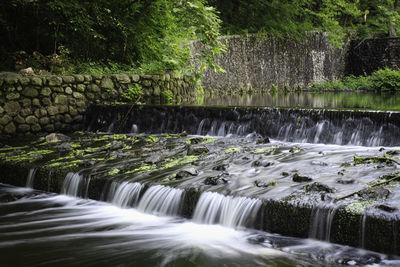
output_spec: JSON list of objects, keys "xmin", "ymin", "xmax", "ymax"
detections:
[
  {"xmin": 192, "ymin": 32, "xmax": 348, "ymax": 93},
  {"xmin": 346, "ymin": 37, "xmax": 400, "ymax": 76},
  {"xmin": 0, "ymin": 73, "xmax": 194, "ymax": 135}
]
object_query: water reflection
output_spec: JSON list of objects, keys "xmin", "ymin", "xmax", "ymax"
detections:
[{"xmin": 188, "ymin": 92, "xmax": 400, "ymax": 110}]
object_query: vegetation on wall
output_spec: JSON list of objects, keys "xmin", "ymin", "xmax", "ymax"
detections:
[{"xmin": 0, "ymin": 0, "xmax": 224, "ymax": 75}]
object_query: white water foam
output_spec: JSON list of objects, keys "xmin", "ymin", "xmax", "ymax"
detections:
[
  {"xmin": 61, "ymin": 172, "xmax": 90, "ymax": 198},
  {"xmin": 193, "ymin": 191, "xmax": 261, "ymax": 229},
  {"xmin": 309, "ymin": 205, "xmax": 337, "ymax": 241},
  {"xmin": 137, "ymin": 185, "xmax": 184, "ymax": 216},
  {"xmin": 108, "ymin": 181, "xmax": 143, "ymax": 208},
  {"xmin": 25, "ymin": 168, "xmax": 37, "ymax": 188}
]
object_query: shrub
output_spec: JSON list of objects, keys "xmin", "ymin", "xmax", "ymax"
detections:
[
  {"xmin": 312, "ymin": 68, "xmax": 400, "ymax": 91},
  {"xmin": 370, "ymin": 68, "xmax": 400, "ymax": 92},
  {"xmin": 161, "ymin": 89, "xmax": 174, "ymax": 104},
  {"xmin": 121, "ymin": 84, "xmax": 144, "ymax": 103}
]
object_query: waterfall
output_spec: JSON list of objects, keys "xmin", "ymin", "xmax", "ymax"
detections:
[
  {"xmin": 107, "ymin": 181, "xmax": 143, "ymax": 208},
  {"xmin": 85, "ymin": 105, "xmax": 400, "ymax": 146},
  {"xmin": 309, "ymin": 205, "xmax": 337, "ymax": 241},
  {"xmin": 25, "ymin": 168, "xmax": 37, "ymax": 188},
  {"xmin": 137, "ymin": 185, "xmax": 184, "ymax": 216},
  {"xmin": 197, "ymin": 119, "xmax": 208, "ymax": 135},
  {"xmin": 61, "ymin": 172, "xmax": 90, "ymax": 198},
  {"xmin": 193, "ymin": 191, "xmax": 261, "ymax": 229},
  {"xmin": 360, "ymin": 212, "xmax": 367, "ymax": 249},
  {"xmin": 131, "ymin": 124, "xmax": 138, "ymax": 133}
]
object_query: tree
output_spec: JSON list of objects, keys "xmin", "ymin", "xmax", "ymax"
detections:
[
  {"xmin": 0, "ymin": 0, "xmax": 224, "ymax": 74},
  {"xmin": 207, "ymin": 0, "xmax": 400, "ymax": 46}
]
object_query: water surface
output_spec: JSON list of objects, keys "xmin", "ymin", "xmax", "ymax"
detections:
[
  {"xmin": 189, "ymin": 92, "xmax": 400, "ymax": 111},
  {"xmin": 0, "ymin": 184, "xmax": 398, "ymax": 267}
]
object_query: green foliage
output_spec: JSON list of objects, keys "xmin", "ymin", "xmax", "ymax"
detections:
[
  {"xmin": 121, "ymin": 84, "xmax": 144, "ymax": 102},
  {"xmin": 312, "ymin": 68, "xmax": 400, "ymax": 91},
  {"xmin": 195, "ymin": 85, "xmax": 205, "ymax": 105},
  {"xmin": 271, "ymin": 84, "xmax": 278, "ymax": 94},
  {"xmin": 208, "ymin": 0, "xmax": 400, "ymax": 47},
  {"xmin": 161, "ymin": 89, "xmax": 174, "ymax": 104},
  {"xmin": 0, "ymin": 0, "xmax": 224, "ymax": 76},
  {"xmin": 370, "ymin": 67, "xmax": 400, "ymax": 91}
]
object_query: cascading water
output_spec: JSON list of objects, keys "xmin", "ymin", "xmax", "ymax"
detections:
[
  {"xmin": 85, "ymin": 105, "xmax": 400, "ymax": 146},
  {"xmin": 25, "ymin": 168, "xmax": 37, "ymax": 188},
  {"xmin": 193, "ymin": 191, "xmax": 261, "ymax": 229},
  {"xmin": 107, "ymin": 181, "xmax": 143, "ymax": 208},
  {"xmin": 309, "ymin": 205, "xmax": 337, "ymax": 241},
  {"xmin": 360, "ymin": 212, "xmax": 367, "ymax": 249},
  {"xmin": 137, "ymin": 185, "xmax": 184, "ymax": 216},
  {"xmin": 61, "ymin": 172, "xmax": 90, "ymax": 198}
]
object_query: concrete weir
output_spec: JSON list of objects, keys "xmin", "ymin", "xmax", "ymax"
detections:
[{"xmin": 1, "ymin": 105, "xmax": 400, "ymax": 256}]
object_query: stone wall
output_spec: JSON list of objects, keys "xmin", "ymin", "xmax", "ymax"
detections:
[
  {"xmin": 346, "ymin": 37, "xmax": 400, "ymax": 76},
  {"xmin": 192, "ymin": 32, "xmax": 348, "ymax": 93},
  {"xmin": 0, "ymin": 73, "xmax": 194, "ymax": 135}
]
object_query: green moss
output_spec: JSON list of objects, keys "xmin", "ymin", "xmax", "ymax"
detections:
[
  {"xmin": 161, "ymin": 133, "xmax": 180, "ymax": 138},
  {"xmin": 112, "ymin": 134, "xmax": 128, "ymax": 140},
  {"xmin": 92, "ymin": 135, "xmax": 110, "ymax": 142},
  {"xmin": 107, "ymin": 168, "xmax": 121, "ymax": 176},
  {"xmin": 146, "ymin": 135, "xmax": 159, "ymax": 143},
  {"xmin": 282, "ymin": 194, "xmax": 298, "ymax": 202},
  {"xmin": 225, "ymin": 147, "xmax": 241, "ymax": 153},
  {"xmin": 4, "ymin": 155, "xmax": 35, "ymax": 163},
  {"xmin": 46, "ymin": 160, "xmax": 81, "ymax": 169},
  {"xmin": 253, "ymin": 146, "xmax": 277, "ymax": 154},
  {"xmin": 345, "ymin": 201, "xmax": 373, "ymax": 215},
  {"xmin": 2, "ymin": 148, "xmax": 56, "ymax": 164},
  {"xmin": 125, "ymin": 164, "xmax": 157, "ymax": 174},
  {"xmin": 70, "ymin": 142, "xmax": 82, "ymax": 148},
  {"xmin": 185, "ymin": 137, "xmax": 215, "ymax": 145},
  {"xmin": 0, "ymin": 146, "xmax": 29, "ymax": 152},
  {"xmin": 353, "ymin": 154, "xmax": 395, "ymax": 165},
  {"xmin": 289, "ymin": 146, "xmax": 303, "ymax": 153},
  {"xmin": 162, "ymin": 155, "xmax": 198, "ymax": 169},
  {"xmin": 268, "ymin": 180, "xmax": 277, "ymax": 186},
  {"xmin": 32, "ymin": 149, "xmax": 54, "ymax": 155}
]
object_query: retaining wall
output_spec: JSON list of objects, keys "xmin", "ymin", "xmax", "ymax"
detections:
[
  {"xmin": 346, "ymin": 37, "xmax": 400, "ymax": 76},
  {"xmin": 192, "ymin": 32, "xmax": 348, "ymax": 93},
  {"xmin": 0, "ymin": 73, "xmax": 195, "ymax": 136}
]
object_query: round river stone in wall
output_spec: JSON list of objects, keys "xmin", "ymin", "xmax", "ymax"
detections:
[
  {"xmin": 23, "ymin": 87, "xmax": 39, "ymax": 97},
  {"xmin": 54, "ymin": 95, "xmax": 68, "ymax": 105},
  {"xmin": 0, "ymin": 115, "xmax": 12, "ymax": 125},
  {"xmin": 31, "ymin": 124, "xmax": 41, "ymax": 132},
  {"xmin": 4, "ymin": 122, "xmax": 16, "ymax": 134},
  {"xmin": 100, "ymin": 77, "xmax": 114, "ymax": 90},
  {"xmin": 30, "ymin": 77, "xmax": 43, "ymax": 86},
  {"xmin": 18, "ymin": 124, "xmax": 30, "ymax": 132},
  {"xmin": 40, "ymin": 87, "xmax": 52, "ymax": 96},
  {"xmin": 48, "ymin": 76, "xmax": 63, "ymax": 86},
  {"xmin": 6, "ymin": 92, "xmax": 20, "ymax": 100},
  {"xmin": 25, "ymin": 115, "xmax": 38, "ymax": 125},
  {"xmin": 65, "ymin": 87, "xmax": 73, "ymax": 94},
  {"xmin": 4, "ymin": 101, "xmax": 21, "ymax": 116}
]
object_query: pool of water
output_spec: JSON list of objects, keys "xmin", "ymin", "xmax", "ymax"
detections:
[
  {"xmin": 188, "ymin": 92, "xmax": 400, "ymax": 111},
  {"xmin": 1, "ymin": 184, "xmax": 398, "ymax": 267}
]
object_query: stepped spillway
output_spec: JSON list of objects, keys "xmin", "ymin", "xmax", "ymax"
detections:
[
  {"xmin": 85, "ymin": 105, "xmax": 400, "ymax": 146},
  {"xmin": 1, "ymin": 105, "xmax": 400, "ymax": 258}
]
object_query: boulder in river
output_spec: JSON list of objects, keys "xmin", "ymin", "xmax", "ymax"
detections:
[
  {"xmin": 187, "ymin": 145, "xmax": 209, "ymax": 155},
  {"xmin": 45, "ymin": 133, "xmax": 71, "ymax": 143},
  {"xmin": 292, "ymin": 173, "xmax": 313, "ymax": 182}
]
